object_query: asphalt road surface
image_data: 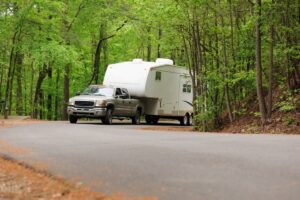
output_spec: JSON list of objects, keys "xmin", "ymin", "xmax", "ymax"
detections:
[{"xmin": 1, "ymin": 121, "xmax": 300, "ymax": 200}]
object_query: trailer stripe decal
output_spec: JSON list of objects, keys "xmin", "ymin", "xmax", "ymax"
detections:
[{"xmin": 183, "ymin": 101, "xmax": 193, "ymax": 107}]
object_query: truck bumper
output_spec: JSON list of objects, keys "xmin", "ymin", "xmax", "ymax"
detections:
[{"xmin": 67, "ymin": 106, "xmax": 107, "ymax": 117}]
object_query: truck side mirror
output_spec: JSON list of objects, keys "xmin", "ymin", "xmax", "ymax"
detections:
[{"xmin": 76, "ymin": 91, "xmax": 81, "ymax": 96}]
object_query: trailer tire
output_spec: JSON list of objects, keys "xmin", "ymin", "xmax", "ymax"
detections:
[
  {"xmin": 104, "ymin": 109, "xmax": 113, "ymax": 125},
  {"xmin": 145, "ymin": 115, "xmax": 159, "ymax": 125},
  {"xmin": 132, "ymin": 110, "xmax": 141, "ymax": 125},
  {"xmin": 180, "ymin": 114, "xmax": 189, "ymax": 126},
  {"xmin": 145, "ymin": 115, "xmax": 152, "ymax": 124},
  {"xmin": 69, "ymin": 115, "xmax": 78, "ymax": 124},
  {"xmin": 152, "ymin": 116, "xmax": 159, "ymax": 124}
]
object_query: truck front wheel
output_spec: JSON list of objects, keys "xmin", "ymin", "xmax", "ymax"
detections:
[
  {"xmin": 104, "ymin": 109, "xmax": 113, "ymax": 125},
  {"xmin": 69, "ymin": 115, "xmax": 78, "ymax": 124},
  {"xmin": 132, "ymin": 110, "xmax": 141, "ymax": 125}
]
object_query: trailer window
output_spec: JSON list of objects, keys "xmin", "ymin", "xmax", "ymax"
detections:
[
  {"xmin": 155, "ymin": 71, "xmax": 161, "ymax": 81},
  {"xmin": 183, "ymin": 84, "xmax": 192, "ymax": 93},
  {"xmin": 187, "ymin": 85, "xmax": 191, "ymax": 93}
]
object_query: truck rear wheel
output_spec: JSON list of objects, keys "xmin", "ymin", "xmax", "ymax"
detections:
[
  {"xmin": 69, "ymin": 115, "xmax": 78, "ymax": 124},
  {"xmin": 104, "ymin": 109, "xmax": 113, "ymax": 125},
  {"xmin": 132, "ymin": 110, "xmax": 141, "ymax": 125}
]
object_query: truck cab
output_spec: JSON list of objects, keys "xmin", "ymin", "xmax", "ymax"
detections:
[{"xmin": 67, "ymin": 85, "xmax": 143, "ymax": 125}]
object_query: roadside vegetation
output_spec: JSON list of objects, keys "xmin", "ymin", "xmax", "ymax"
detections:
[{"xmin": 0, "ymin": 0, "xmax": 299, "ymax": 132}]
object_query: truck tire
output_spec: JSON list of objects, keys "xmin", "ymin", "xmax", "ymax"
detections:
[
  {"xmin": 69, "ymin": 115, "xmax": 78, "ymax": 124},
  {"xmin": 104, "ymin": 109, "xmax": 113, "ymax": 125},
  {"xmin": 132, "ymin": 110, "xmax": 141, "ymax": 125}
]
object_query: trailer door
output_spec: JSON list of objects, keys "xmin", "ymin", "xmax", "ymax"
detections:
[{"xmin": 178, "ymin": 75, "xmax": 193, "ymax": 116}]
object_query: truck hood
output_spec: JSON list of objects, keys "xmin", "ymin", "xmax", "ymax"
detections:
[{"xmin": 69, "ymin": 95, "xmax": 112, "ymax": 102}]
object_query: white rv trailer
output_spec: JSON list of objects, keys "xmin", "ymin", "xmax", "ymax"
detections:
[{"xmin": 103, "ymin": 58, "xmax": 193, "ymax": 125}]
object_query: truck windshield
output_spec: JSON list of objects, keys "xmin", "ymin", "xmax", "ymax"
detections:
[{"xmin": 82, "ymin": 86, "xmax": 114, "ymax": 96}]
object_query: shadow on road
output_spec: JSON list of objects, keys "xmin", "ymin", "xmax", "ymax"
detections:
[{"xmin": 74, "ymin": 120, "xmax": 182, "ymax": 127}]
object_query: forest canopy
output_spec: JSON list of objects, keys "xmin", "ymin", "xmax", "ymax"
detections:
[{"xmin": 0, "ymin": 0, "xmax": 299, "ymax": 130}]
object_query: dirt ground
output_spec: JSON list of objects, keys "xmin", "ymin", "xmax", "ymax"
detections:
[{"xmin": 0, "ymin": 117, "xmax": 156, "ymax": 200}]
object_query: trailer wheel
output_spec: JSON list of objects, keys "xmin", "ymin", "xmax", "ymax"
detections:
[
  {"xmin": 180, "ymin": 114, "xmax": 189, "ymax": 126},
  {"xmin": 188, "ymin": 114, "xmax": 193, "ymax": 126},
  {"xmin": 145, "ymin": 115, "xmax": 152, "ymax": 124},
  {"xmin": 69, "ymin": 115, "xmax": 78, "ymax": 124},
  {"xmin": 152, "ymin": 116, "xmax": 159, "ymax": 124},
  {"xmin": 145, "ymin": 115, "xmax": 159, "ymax": 125},
  {"xmin": 132, "ymin": 110, "xmax": 141, "ymax": 125},
  {"xmin": 104, "ymin": 109, "xmax": 113, "ymax": 125}
]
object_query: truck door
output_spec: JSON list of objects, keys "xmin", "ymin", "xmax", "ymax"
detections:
[
  {"xmin": 121, "ymin": 88, "xmax": 133, "ymax": 117},
  {"xmin": 114, "ymin": 88, "xmax": 124, "ymax": 116}
]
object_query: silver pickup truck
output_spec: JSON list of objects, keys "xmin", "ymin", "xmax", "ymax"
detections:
[{"xmin": 67, "ymin": 85, "xmax": 143, "ymax": 125}]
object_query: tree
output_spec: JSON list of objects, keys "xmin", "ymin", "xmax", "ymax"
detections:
[{"xmin": 255, "ymin": 0, "xmax": 267, "ymax": 125}]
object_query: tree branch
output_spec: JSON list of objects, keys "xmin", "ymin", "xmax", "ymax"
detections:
[
  {"xmin": 67, "ymin": 1, "xmax": 85, "ymax": 32},
  {"xmin": 99, "ymin": 20, "xmax": 128, "ymax": 43}
]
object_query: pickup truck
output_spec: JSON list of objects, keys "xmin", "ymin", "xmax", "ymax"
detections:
[{"xmin": 67, "ymin": 85, "xmax": 143, "ymax": 125}]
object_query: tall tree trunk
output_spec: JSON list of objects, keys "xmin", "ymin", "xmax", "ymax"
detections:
[
  {"xmin": 214, "ymin": 9, "xmax": 221, "ymax": 127},
  {"xmin": 23, "ymin": 60, "xmax": 27, "ymax": 115},
  {"xmin": 47, "ymin": 66, "xmax": 52, "ymax": 120},
  {"xmin": 33, "ymin": 65, "xmax": 47, "ymax": 119},
  {"xmin": 30, "ymin": 61, "xmax": 34, "ymax": 118},
  {"xmin": 0, "ymin": 49, "xmax": 5, "ymax": 104},
  {"xmin": 93, "ymin": 28, "xmax": 104, "ymax": 84},
  {"xmin": 267, "ymin": 0, "xmax": 274, "ymax": 119},
  {"xmin": 229, "ymin": 0, "xmax": 236, "ymax": 120},
  {"xmin": 102, "ymin": 39, "xmax": 108, "ymax": 83},
  {"xmin": 8, "ymin": 52, "xmax": 18, "ymax": 114},
  {"xmin": 3, "ymin": 31, "xmax": 18, "ymax": 119},
  {"xmin": 16, "ymin": 52, "xmax": 23, "ymax": 116},
  {"xmin": 220, "ymin": 12, "xmax": 233, "ymax": 123},
  {"xmin": 157, "ymin": 26, "xmax": 162, "ymax": 58},
  {"xmin": 63, "ymin": 63, "xmax": 70, "ymax": 120},
  {"xmin": 39, "ymin": 89, "xmax": 44, "ymax": 119},
  {"xmin": 147, "ymin": 26, "xmax": 151, "ymax": 61},
  {"xmin": 62, "ymin": 0, "xmax": 84, "ymax": 120},
  {"xmin": 54, "ymin": 68, "xmax": 60, "ymax": 120},
  {"xmin": 255, "ymin": 0, "xmax": 267, "ymax": 125}
]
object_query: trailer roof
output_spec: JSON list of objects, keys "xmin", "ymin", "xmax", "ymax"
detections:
[{"xmin": 108, "ymin": 58, "xmax": 188, "ymax": 73}]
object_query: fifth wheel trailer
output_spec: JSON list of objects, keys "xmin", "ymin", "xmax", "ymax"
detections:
[{"xmin": 103, "ymin": 58, "xmax": 193, "ymax": 125}]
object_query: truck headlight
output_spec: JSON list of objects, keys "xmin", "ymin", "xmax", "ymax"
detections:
[
  {"xmin": 68, "ymin": 100, "xmax": 75, "ymax": 106},
  {"xmin": 95, "ymin": 100, "xmax": 106, "ymax": 107}
]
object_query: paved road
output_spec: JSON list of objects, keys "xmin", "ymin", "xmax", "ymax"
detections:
[{"xmin": 0, "ymin": 121, "xmax": 300, "ymax": 200}]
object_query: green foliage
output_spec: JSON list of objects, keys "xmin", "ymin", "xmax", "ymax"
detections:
[
  {"xmin": 0, "ymin": 0, "xmax": 299, "ymax": 124},
  {"xmin": 276, "ymin": 92, "xmax": 297, "ymax": 112},
  {"xmin": 282, "ymin": 116, "xmax": 296, "ymax": 126}
]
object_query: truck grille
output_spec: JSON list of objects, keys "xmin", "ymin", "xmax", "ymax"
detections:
[{"xmin": 75, "ymin": 101, "xmax": 94, "ymax": 107}]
